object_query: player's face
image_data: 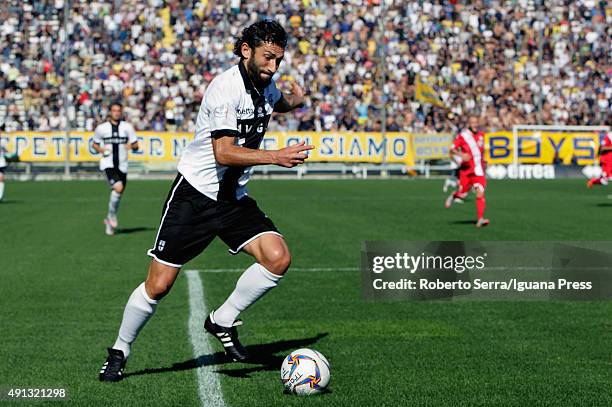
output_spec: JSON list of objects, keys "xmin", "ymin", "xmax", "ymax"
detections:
[
  {"xmin": 468, "ymin": 116, "xmax": 479, "ymax": 131},
  {"xmin": 245, "ymin": 42, "xmax": 284, "ymax": 87},
  {"xmin": 110, "ymin": 105, "xmax": 122, "ymax": 122}
]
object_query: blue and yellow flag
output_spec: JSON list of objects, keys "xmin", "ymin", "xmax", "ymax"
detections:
[{"xmin": 415, "ymin": 75, "xmax": 446, "ymax": 108}]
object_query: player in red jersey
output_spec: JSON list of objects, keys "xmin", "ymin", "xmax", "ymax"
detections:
[
  {"xmin": 587, "ymin": 132, "xmax": 612, "ymax": 188},
  {"xmin": 445, "ymin": 115, "xmax": 490, "ymax": 227}
]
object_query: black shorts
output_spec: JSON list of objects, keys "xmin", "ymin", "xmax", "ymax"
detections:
[
  {"xmin": 147, "ymin": 174, "xmax": 281, "ymax": 267},
  {"xmin": 0, "ymin": 166, "xmax": 5, "ymax": 174},
  {"xmin": 104, "ymin": 168, "xmax": 127, "ymax": 187}
]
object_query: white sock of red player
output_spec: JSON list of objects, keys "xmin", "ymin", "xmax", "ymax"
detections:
[
  {"xmin": 0, "ymin": 181, "xmax": 4, "ymax": 201},
  {"xmin": 213, "ymin": 263, "xmax": 282, "ymax": 328},
  {"xmin": 112, "ymin": 282, "xmax": 158, "ymax": 358}
]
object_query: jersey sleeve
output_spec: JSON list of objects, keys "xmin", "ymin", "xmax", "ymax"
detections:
[
  {"xmin": 452, "ymin": 134, "xmax": 464, "ymax": 151},
  {"xmin": 205, "ymin": 80, "xmax": 240, "ymax": 139},
  {"xmin": 269, "ymin": 80, "xmax": 283, "ymax": 107},
  {"xmin": 125, "ymin": 123, "xmax": 138, "ymax": 144},
  {"xmin": 92, "ymin": 125, "xmax": 104, "ymax": 144}
]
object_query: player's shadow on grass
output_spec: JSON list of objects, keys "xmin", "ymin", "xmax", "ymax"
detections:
[
  {"xmin": 596, "ymin": 203, "xmax": 612, "ymax": 207},
  {"xmin": 449, "ymin": 220, "xmax": 476, "ymax": 225},
  {"xmin": 115, "ymin": 226, "xmax": 156, "ymax": 234},
  {"xmin": 124, "ymin": 333, "xmax": 328, "ymax": 379}
]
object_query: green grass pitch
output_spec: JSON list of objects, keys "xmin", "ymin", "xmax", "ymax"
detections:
[{"xmin": 0, "ymin": 178, "xmax": 611, "ymax": 406}]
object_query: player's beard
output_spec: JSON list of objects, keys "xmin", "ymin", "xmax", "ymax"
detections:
[{"xmin": 247, "ymin": 57, "xmax": 273, "ymax": 89}]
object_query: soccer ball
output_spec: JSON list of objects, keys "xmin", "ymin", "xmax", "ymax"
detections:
[{"xmin": 280, "ymin": 348, "xmax": 330, "ymax": 395}]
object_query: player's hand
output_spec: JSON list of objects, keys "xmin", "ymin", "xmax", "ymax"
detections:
[
  {"xmin": 288, "ymin": 81, "xmax": 305, "ymax": 108},
  {"xmin": 273, "ymin": 141, "xmax": 314, "ymax": 168},
  {"xmin": 460, "ymin": 152, "xmax": 471, "ymax": 162}
]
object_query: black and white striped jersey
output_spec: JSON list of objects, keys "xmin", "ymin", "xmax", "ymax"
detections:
[
  {"xmin": 92, "ymin": 121, "xmax": 138, "ymax": 173},
  {"xmin": 177, "ymin": 63, "xmax": 283, "ymax": 201},
  {"xmin": 0, "ymin": 138, "xmax": 6, "ymax": 168}
]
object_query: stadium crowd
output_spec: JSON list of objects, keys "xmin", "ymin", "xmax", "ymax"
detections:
[{"xmin": 0, "ymin": 0, "xmax": 609, "ymax": 134}]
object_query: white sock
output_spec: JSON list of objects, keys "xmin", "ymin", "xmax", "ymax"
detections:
[
  {"xmin": 0, "ymin": 182, "xmax": 4, "ymax": 201},
  {"xmin": 108, "ymin": 190, "xmax": 122, "ymax": 217},
  {"xmin": 213, "ymin": 263, "xmax": 282, "ymax": 328},
  {"xmin": 112, "ymin": 282, "xmax": 158, "ymax": 358}
]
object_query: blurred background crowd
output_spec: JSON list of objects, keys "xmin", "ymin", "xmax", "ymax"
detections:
[{"xmin": 0, "ymin": 0, "xmax": 609, "ymax": 134}]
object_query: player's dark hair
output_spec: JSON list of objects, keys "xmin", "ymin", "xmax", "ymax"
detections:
[
  {"xmin": 233, "ymin": 20, "xmax": 287, "ymax": 59},
  {"xmin": 110, "ymin": 102, "xmax": 122, "ymax": 110}
]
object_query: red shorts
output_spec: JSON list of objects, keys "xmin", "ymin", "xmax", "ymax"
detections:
[{"xmin": 458, "ymin": 172, "xmax": 487, "ymax": 195}]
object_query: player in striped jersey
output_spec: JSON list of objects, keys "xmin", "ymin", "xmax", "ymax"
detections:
[
  {"xmin": 0, "ymin": 138, "xmax": 7, "ymax": 201},
  {"xmin": 445, "ymin": 115, "xmax": 490, "ymax": 227},
  {"xmin": 99, "ymin": 21, "xmax": 312, "ymax": 382},
  {"xmin": 92, "ymin": 103, "xmax": 139, "ymax": 235}
]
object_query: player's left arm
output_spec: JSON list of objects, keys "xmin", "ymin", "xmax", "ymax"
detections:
[
  {"xmin": 274, "ymin": 81, "xmax": 305, "ymax": 113},
  {"xmin": 126, "ymin": 123, "xmax": 140, "ymax": 152}
]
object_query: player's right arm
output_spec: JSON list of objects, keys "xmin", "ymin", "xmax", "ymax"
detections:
[
  {"xmin": 450, "ymin": 135, "xmax": 470, "ymax": 162},
  {"xmin": 206, "ymin": 78, "xmax": 313, "ymax": 168},
  {"xmin": 92, "ymin": 143, "xmax": 108, "ymax": 156},
  {"xmin": 212, "ymin": 137, "xmax": 313, "ymax": 168},
  {"xmin": 92, "ymin": 125, "xmax": 109, "ymax": 156}
]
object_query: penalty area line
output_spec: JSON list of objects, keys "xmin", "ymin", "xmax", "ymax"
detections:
[
  {"xmin": 185, "ymin": 267, "xmax": 359, "ymax": 274},
  {"xmin": 185, "ymin": 270, "xmax": 226, "ymax": 407}
]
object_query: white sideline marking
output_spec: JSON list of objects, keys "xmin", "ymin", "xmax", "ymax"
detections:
[
  {"xmin": 185, "ymin": 270, "xmax": 226, "ymax": 407},
  {"xmin": 185, "ymin": 267, "xmax": 358, "ymax": 274}
]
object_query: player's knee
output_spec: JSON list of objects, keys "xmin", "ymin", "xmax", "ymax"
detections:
[
  {"xmin": 262, "ymin": 248, "xmax": 291, "ymax": 276},
  {"xmin": 113, "ymin": 183, "xmax": 124, "ymax": 194},
  {"xmin": 145, "ymin": 277, "xmax": 174, "ymax": 300}
]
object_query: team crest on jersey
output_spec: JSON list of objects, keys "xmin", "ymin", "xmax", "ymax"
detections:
[
  {"xmin": 158, "ymin": 240, "xmax": 166, "ymax": 251},
  {"xmin": 214, "ymin": 106, "xmax": 228, "ymax": 118}
]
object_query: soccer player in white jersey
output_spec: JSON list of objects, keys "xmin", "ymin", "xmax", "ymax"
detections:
[
  {"xmin": 0, "ymin": 138, "xmax": 7, "ymax": 202},
  {"xmin": 92, "ymin": 103, "xmax": 139, "ymax": 235},
  {"xmin": 99, "ymin": 21, "xmax": 313, "ymax": 381}
]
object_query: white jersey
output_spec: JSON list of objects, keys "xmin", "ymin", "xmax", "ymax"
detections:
[
  {"xmin": 0, "ymin": 138, "xmax": 6, "ymax": 168},
  {"xmin": 92, "ymin": 121, "xmax": 137, "ymax": 173},
  {"xmin": 177, "ymin": 63, "xmax": 283, "ymax": 201}
]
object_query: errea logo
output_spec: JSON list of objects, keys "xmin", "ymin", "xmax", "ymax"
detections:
[{"xmin": 158, "ymin": 240, "xmax": 166, "ymax": 251}]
